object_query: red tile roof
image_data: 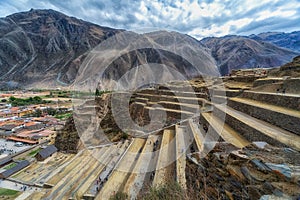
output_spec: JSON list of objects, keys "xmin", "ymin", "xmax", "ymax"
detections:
[
  {"xmin": 7, "ymin": 136, "xmax": 38, "ymax": 144},
  {"xmin": 10, "ymin": 107, "xmax": 19, "ymax": 112},
  {"xmin": 24, "ymin": 122, "xmax": 37, "ymax": 127}
]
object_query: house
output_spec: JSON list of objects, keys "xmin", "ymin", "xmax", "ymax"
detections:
[
  {"xmin": 23, "ymin": 121, "xmax": 44, "ymax": 130},
  {"xmin": 35, "ymin": 145, "xmax": 58, "ymax": 161},
  {"xmin": 0, "ymin": 130, "xmax": 13, "ymax": 138},
  {"xmin": 0, "ymin": 160, "xmax": 30, "ymax": 179},
  {"xmin": 6, "ymin": 136, "xmax": 39, "ymax": 144},
  {"xmin": 7, "ymin": 128, "xmax": 56, "ymax": 145},
  {"xmin": 31, "ymin": 129, "xmax": 57, "ymax": 144},
  {"xmin": 0, "ymin": 156, "xmax": 12, "ymax": 167}
]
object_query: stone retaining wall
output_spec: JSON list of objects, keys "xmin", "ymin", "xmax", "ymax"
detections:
[
  {"xmin": 227, "ymin": 99, "xmax": 300, "ymax": 135},
  {"xmin": 212, "ymin": 108, "xmax": 287, "ymax": 148},
  {"xmin": 240, "ymin": 91, "xmax": 300, "ymax": 110}
]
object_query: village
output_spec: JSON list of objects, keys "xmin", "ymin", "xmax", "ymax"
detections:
[{"xmin": 0, "ymin": 90, "xmax": 72, "ymax": 199}]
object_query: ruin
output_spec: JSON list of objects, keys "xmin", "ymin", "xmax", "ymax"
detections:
[{"xmin": 21, "ymin": 73, "xmax": 300, "ymax": 200}]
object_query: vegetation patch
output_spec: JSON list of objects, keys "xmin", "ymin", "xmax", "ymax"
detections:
[
  {"xmin": 142, "ymin": 182, "xmax": 186, "ymax": 200},
  {"xmin": 3, "ymin": 162, "xmax": 17, "ymax": 170},
  {"xmin": 55, "ymin": 112, "xmax": 72, "ymax": 120},
  {"xmin": 9, "ymin": 96, "xmax": 51, "ymax": 106},
  {"xmin": 109, "ymin": 192, "xmax": 128, "ymax": 200},
  {"xmin": 28, "ymin": 148, "xmax": 41, "ymax": 156},
  {"xmin": 109, "ymin": 182, "xmax": 186, "ymax": 200},
  {"xmin": 0, "ymin": 188, "xmax": 20, "ymax": 198}
]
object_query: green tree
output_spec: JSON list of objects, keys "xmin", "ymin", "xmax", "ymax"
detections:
[
  {"xmin": 9, "ymin": 96, "xmax": 16, "ymax": 102},
  {"xmin": 95, "ymin": 88, "xmax": 101, "ymax": 96},
  {"xmin": 33, "ymin": 96, "xmax": 42, "ymax": 102}
]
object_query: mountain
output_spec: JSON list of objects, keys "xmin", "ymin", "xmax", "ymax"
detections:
[
  {"xmin": 74, "ymin": 30, "xmax": 218, "ymax": 91},
  {"xmin": 0, "ymin": 9, "xmax": 121, "ymax": 88},
  {"xmin": 0, "ymin": 9, "xmax": 217, "ymax": 89},
  {"xmin": 201, "ymin": 36, "xmax": 299, "ymax": 75},
  {"xmin": 248, "ymin": 31, "xmax": 300, "ymax": 53},
  {"xmin": 0, "ymin": 9, "xmax": 299, "ymax": 88}
]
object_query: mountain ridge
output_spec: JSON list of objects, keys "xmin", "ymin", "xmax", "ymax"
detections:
[
  {"xmin": 201, "ymin": 35, "xmax": 298, "ymax": 75},
  {"xmin": 0, "ymin": 9, "xmax": 299, "ymax": 89}
]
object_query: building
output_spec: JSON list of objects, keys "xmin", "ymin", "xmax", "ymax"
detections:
[
  {"xmin": 35, "ymin": 145, "xmax": 58, "ymax": 161},
  {"xmin": 0, "ymin": 160, "xmax": 30, "ymax": 179},
  {"xmin": 230, "ymin": 68, "xmax": 269, "ymax": 77},
  {"xmin": 0, "ymin": 107, "xmax": 34, "ymax": 118},
  {"xmin": 7, "ymin": 129, "xmax": 56, "ymax": 145},
  {"xmin": 0, "ymin": 156, "xmax": 12, "ymax": 167}
]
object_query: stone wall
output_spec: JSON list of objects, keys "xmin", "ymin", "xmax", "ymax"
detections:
[
  {"xmin": 240, "ymin": 91, "xmax": 300, "ymax": 110},
  {"xmin": 212, "ymin": 89, "xmax": 243, "ymax": 97},
  {"xmin": 212, "ymin": 108, "xmax": 288, "ymax": 148},
  {"xmin": 253, "ymin": 79, "xmax": 282, "ymax": 87},
  {"xmin": 227, "ymin": 99, "xmax": 300, "ymax": 135}
]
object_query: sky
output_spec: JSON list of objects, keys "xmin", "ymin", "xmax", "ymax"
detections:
[{"xmin": 0, "ymin": 0, "xmax": 300, "ymax": 39}]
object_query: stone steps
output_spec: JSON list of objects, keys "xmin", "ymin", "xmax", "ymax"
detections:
[
  {"xmin": 135, "ymin": 93, "xmax": 208, "ymax": 106},
  {"xmin": 83, "ymin": 141, "xmax": 130, "ymax": 199},
  {"xmin": 211, "ymin": 95, "xmax": 227, "ymax": 104},
  {"xmin": 122, "ymin": 136, "xmax": 156, "ymax": 199},
  {"xmin": 143, "ymin": 105, "xmax": 195, "ymax": 120},
  {"xmin": 214, "ymin": 104, "xmax": 300, "ymax": 151},
  {"xmin": 175, "ymin": 125, "xmax": 188, "ymax": 189},
  {"xmin": 212, "ymin": 89, "xmax": 242, "ymax": 97},
  {"xmin": 152, "ymin": 129, "xmax": 176, "ymax": 187},
  {"xmin": 57, "ymin": 155, "xmax": 101, "ymax": 200},
  {"xmin": 44, "ymin": 150, "xmax": 91, "ymax": 187},
  {"xmin": 139, "ymin": 89, "xmax": 208, "ymax": 99},
  {"xmin": 147, "ymin": 100, "xmax": 201, "ymax": 113},
  {"xmin": 95, "ymin": 138, "xmax": 146, "ymax": 200},
  {"xmin": 201, "ymin": 112, "xmax": 250, "ymax": 149},
  {"xmin": 44, "ymin": 149, "xmax": 101, "ymax": 200},
  {"xmin": 240, "ymin": 91, "xmax": 300, "ymax": 110},
  {"xmin": 187, "ymin": 119, "xmax": 205, "ymax": 152},
  {"xmin": 71, "ymin": 146, "xmax": 114, "ymax": 199},
  {"xmin": 228, "ymin": 97, "xmax": 300, "ymax": 135}
]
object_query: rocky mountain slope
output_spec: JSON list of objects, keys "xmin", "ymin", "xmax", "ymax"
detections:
[
  {"xmin": 268, "ymin": 55, "xmax": 300, "ymax": 77},
  {"xmin": 0, "ymin": 9, "xmax": 299, "ymax": 88},
  {"xmin": 0, "ymin": 9, "xmax": 121, "ymax": 88},
  {"xmin": 249, "ymin": 31, "xmax": 300, "ymax": 52},
  {"xmin": 201, "ymin": 36, "xmax": 298, "ymax": 75}
]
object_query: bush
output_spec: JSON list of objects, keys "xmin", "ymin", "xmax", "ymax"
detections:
[
  {"xmin": 143, "ymin": 182, "xmax": 186, "ymax": 200},
  {"xmin": 110, "ymin": 192, "xmax": 128, "ymax": 200},
  {"xmin": 121, "ymin": 133, "xmax": 128, "ymax": 140}
]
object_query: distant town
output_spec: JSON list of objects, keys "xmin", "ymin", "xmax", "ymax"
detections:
[{"xmin": 0, "ymin": 89, "xmax": 72, "ymax": 197}]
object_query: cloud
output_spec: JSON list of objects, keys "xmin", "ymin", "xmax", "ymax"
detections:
[{"xmin": 0, "ymin": 0, "xmax": 299, "ymax": 39}]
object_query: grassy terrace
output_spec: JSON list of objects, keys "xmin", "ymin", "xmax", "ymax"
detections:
[{"xmin": 0, "ymin": 188, "xmax": 21, "ymax": 199}]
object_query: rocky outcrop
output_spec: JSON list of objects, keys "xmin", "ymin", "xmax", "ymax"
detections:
[
  {"xmin": 186, "ymin": 143, "xmax": 300, "ymax": 200},
  {"xmin": 55, "ymin": 116, "xmax": 80, "ymax": 153}
]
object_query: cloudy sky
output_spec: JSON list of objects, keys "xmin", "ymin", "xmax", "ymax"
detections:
[{"xmin": 0, "ymin": 0, "xmax": 300, "ymax": 39}]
